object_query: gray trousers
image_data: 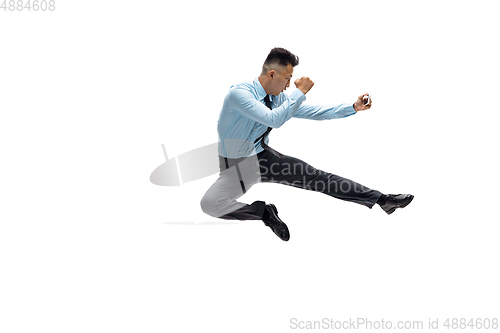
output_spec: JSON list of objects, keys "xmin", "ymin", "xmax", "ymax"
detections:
[{"xmin": 200, "ymin": 150, "xmax": 382, "ymax": 220}]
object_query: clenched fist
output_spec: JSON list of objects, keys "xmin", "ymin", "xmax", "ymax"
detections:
[
  {"xmin": 294, "ymin": 76, "xmax": 314, "ymax": 95},
  {"xmin": 353, "ymin": 93, "xmax": 372, "ymax": 112}
]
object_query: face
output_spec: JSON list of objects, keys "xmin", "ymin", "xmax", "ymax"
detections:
[{"xmin": 269, "ymin": 63, "xmax": 294, "ymax": 96}]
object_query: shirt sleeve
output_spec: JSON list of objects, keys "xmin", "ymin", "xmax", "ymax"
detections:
[
  {"xmin": 293, "ymin": 102, "xmax": 357, "ymax": 120},
  {"xmin": 228, "ymin": 87, "xmax": 306, "ymax": 128}
]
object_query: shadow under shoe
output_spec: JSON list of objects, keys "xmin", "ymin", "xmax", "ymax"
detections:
[
  {"xmin": 380, "ymin": 194, "xmax": 414, "ymax": 215},
  {"xmin": 263, "ymin": 204, "xmax": 290, "ymax": 241}
]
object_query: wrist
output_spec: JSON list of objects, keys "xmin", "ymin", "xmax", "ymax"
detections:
[{"xmin": 353, "ymin": 103, "xmax": 358, "ymax": 112}]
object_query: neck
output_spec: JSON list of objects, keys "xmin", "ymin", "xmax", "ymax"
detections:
[{"xmin": 258, "ymin": 75, "xmax": 271, "ymax": 95}]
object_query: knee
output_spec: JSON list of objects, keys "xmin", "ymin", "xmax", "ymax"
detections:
[{"xmin": 200, "ymin": 193, "xmax": 217, "ymax": 217}]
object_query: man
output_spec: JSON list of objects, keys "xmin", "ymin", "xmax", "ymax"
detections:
[{"xmin": 201, "ymin": 47, "xmax": 413, "ymax": 241}]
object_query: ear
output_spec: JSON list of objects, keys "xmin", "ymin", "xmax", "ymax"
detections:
[{"xmin": 269, "ymin": 70, "xmax": 276, "ymax": 79}]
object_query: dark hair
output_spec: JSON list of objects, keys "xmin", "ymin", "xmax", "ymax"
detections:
[{"xmin": 262, "ymin": 47, "xmax": 299, "ymax": 74}]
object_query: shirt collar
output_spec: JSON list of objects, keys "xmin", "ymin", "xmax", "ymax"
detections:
[{"xmin": 253, "ymin": 77, "xmax": 268, "ymax": 101}]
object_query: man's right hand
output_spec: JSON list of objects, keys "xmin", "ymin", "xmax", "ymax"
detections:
[{"xmin": 294, "ymin": 76, "xmax": 314, "ymax": 95}]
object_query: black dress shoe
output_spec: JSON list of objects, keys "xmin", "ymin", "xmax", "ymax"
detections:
[
  {"xmin": 263, "ymin": 204, "xmax": 290, "ymax": 241},
  {"xmin": 379, "ymin": 194, "xmax": 414, "ymax": 215}
]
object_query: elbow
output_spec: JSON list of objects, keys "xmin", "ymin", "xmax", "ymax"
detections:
[
  {"xmin": 271, "ymin": 122, "xmax": 284, "ymax": 129},
  {"xmin": 268, "ymin": 118, "xmax": 286, "ymax": 129}
]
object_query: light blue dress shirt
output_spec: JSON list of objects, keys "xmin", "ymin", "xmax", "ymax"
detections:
[{"xmin": 217, "ymin": 77, "xmax": 356, "ymax": 158}]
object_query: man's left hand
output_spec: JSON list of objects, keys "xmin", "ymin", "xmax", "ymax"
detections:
[{"xmin": 353, "ymin": 93, "xmax": 372, "ymax": 112}]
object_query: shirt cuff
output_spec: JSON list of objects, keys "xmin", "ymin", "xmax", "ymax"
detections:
[
  {"xmin": 290, "ymin": 88, "xmax": 306, "ymax": 102},
  {"xmin": 346, "ymin": 103, "xmax": 357, "ymax": 116}
]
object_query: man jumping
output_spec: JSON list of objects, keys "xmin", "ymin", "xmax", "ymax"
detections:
[{"xmin": 201, "ymin": 47, "xmax": 413, "ymax": 241}]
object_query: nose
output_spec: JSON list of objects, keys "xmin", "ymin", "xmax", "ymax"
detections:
[{"xmin": 286, "ymin": 80, "xmax": 290, "ymax": 88}]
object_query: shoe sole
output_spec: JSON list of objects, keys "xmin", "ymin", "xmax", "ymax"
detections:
[
  {"xmin": 385, "ymin": 207, "xmax": 396, "ymax": 215},
  {"xmin": 268, "ymin": 204, "xmax": 289, "ymax": 241}
]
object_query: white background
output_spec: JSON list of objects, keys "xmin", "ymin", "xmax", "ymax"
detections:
[{"xmin": 1, "ymin": 1, "xmax": 499, "ymax": 332}]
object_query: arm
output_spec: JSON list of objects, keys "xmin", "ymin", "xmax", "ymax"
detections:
[
  {"xmin": 229, "ymin": 87, "xmax": 306, "ymax": 128},
  {"xmin": 293, "ymin": 92, "xmax": 373, "ymax": 120},
  {"xmin": 293, "ymin": 102, "xmax": 356, "ymax": 120}
]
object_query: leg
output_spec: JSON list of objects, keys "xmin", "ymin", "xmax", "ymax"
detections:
[
  {"xmin": 200, "ymin": 154, "xmax": 265, "ymax": 220},
  {"xmin": 258, "ymin": 150, "xmax": 383, "ymax": 208}
]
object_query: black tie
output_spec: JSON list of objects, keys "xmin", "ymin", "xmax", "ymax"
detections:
[{"xmin": 254, "ymin": 95, "xmax": 284, "ymax": 158}]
